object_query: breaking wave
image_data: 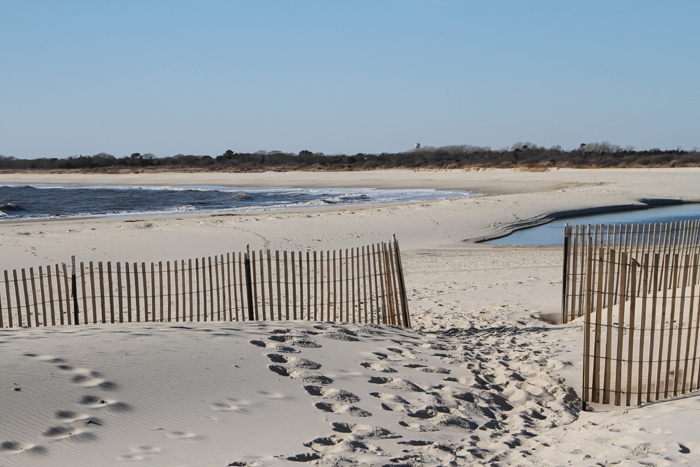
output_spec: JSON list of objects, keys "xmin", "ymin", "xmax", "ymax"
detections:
[{"xmin": 0, "ymin": 184, "xmax": 474, "ymax": 221}]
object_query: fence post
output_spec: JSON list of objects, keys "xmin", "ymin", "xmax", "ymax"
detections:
[
  {"xmin": 72, "ymin": 256, "xmax": 79, "ymax": 325},
  {"xmin": 561, "ymin": 223, "xmax": 570, "ymax": 323},
  {"xmin": 393, "ymin": 234, "xmax": 411, "ymax": 328},
  {"xmin": 244, "ymin": 245, "xmax": 255, "ymax": 321}
]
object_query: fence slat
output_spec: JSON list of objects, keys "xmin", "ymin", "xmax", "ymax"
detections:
[
  {"xmin": 266, "ymin": 250, "xmax": 273, "ymax": 322},
  {"xmin": 592, "ymin": 248, "xmax": 605, "ymax": 403},
  {"xmin": 13, "ymin": 270, "xmax": 23, "ymax": 328},
  {"xmin": 655, "ymin": 254, "xmax": 671, "ymax": 400},
  {"xmin": 307, "ymin": 252, "xmax": 311, "ymax": 321},
  {"xmin": 47, "ymin": 267, "xmax": 55, "ymax": 327},
  {"xmin": 291, "ymin": 251, "xmax": 297, "ymax": 320},
  {"xmin": 29, "ymin": 269, "xmax": 40, "ymax": 327},
  {"xmin": 674, "ymin": 253, "xmax": 690, "ymax": 396},
  {"xmin": 0, "ymin": 271, "xmax": 5, "ymax": 328},
  {"xmin": 602, "ymin": 249, "xmax": 616, "ymax": 404},
  {"xmin": 362, "ymin": 246, "xmax": 369, "ymax": 323},
  {"xmin": 159, "ymin": 261, "xmax": 164, "ymax": 323},
  {"xmin": 106, "ymin": 262, "xmax": 114, "ymax": 324},
  {"xmin": 166, "ymin": 261, "xmax": 172, "ymax": 323},
  {"xmin": 614, "ymin": 252, "xmax": 628, "ymax": 406},
  {"xmin": 338, "ymin": 249, "xmax": 343, "ymax": 323},
  {"xmin": 134, "ymin": 263, "xmax": 140, "ymax": 323},
  {"xmin": 663, "ymin": 254, "xmax": 678, "ymax": 399},
  {"xmin": 227, "ymin": 254, "xmax": 234, "ymax": 321},
  {"xmin": 195, "ymin": 258, "xmax": 201, "ymax": 322},
  {"xmin": 56, "ymin": 264, "xmax": 65, "ymax": 326},
  {"xmin": 208, "ymin": 257, "xmax": 214, "ymax": 322},
  {"xmin": 117, "ymin": 262, "xmax": 124, "ymax": 324},
  {"xmin": 583, "ymin": 246, "xmax": 593, "ymax": 407},
  {"xmin": 685, "ymin": 255, "xmax": 700, "ymax": 392},
  {"xmin": 239, "ymin": 252, "xmax": 247, "ymax": 321},
  {"xmin": 569, "ymin": 225, "xmax": 578, "ymax": 322},
  {"xmin": 174, "ymin": 260, "xmax": 179, "ymax": 322},
  {"xmin": 80, "ymin": 263, "xmax": 88, "ymax": 325},
  {"xmin": 256, "ymin": 251, "xmax": 265, "ymax": 321},
  {"xmin": 21, "ymin": 269, "xmax": 31, "ymax": 328},
  {"xmin": 143, "ymin": 262, "xmax": 150, "ymax": 322},
  {"xmin": 39, "ymin": 266, "xmax": 47, "ymax": 327},
  {"xmin": 314, "ymin": 251, "xmax": 319, "ymax": 321},
  {"xmin": 389, "ymin": 243, "xmax": 402, "ymax": 326},
  {"xmin": 637, "ymin": 254, "xmax": 649, "ymax": 406},
  {"xmin": 646, "ymin": 253, "xmax": 660, "ymax": 402},
  {"xmin": 625, "ymin": 257, "xmax": 637, "ymax": 406},
  {"xmin": 298, "ymin": 252, "xmax": 303, "ymax": 320}
]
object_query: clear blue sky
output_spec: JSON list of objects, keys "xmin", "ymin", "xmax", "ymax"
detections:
[{"xmin": 1, "ymin": 1, "xmax": 698, "ymax": 159}]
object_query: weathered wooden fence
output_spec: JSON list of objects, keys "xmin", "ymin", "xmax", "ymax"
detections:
[
  {"xmin": 582, "ymin": 248, "xmax": 700, "ymax": 406},
  {"xmin": 0, "ymin": 237, "xmax": 410, "ymax": 328},
  {"xmin": 562, "ymin": 220, "xmax": 700, "ymax": 323}
]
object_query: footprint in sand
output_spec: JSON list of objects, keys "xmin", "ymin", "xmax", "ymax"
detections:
[
  {"xmin": 303, "ymin": 437, "xmax": 384, "ymax": 458},
  {"xmin": 267, "ymin": 365, "xmax": 333, "ymax": 385},
  {"xmin": 79, "ymin": 395, "xmax": 132, "ymax": 413},
  {"xmin": 398, "ymin": 420, "xmax": 440, "ymax": 433},
  {"xmin": 211, "ymin": 398, "xmax": 252, "ymax": 412},
  {"xmin": 331, "ymin": 422, "xmax": 401, "ymax": 439},
  {"xmin": 165, "ymin": 431, "xmax": 201, "ymax": 440},
  {"xmin": 26, "ymin": 354, "xmax": 118, "ymax": 390},
  {"xmin": 360, "ymin": 362, "xmax": 397, "ymax": 373},
  {"xmin": 314, "ymin": 402, "xmax": 371, "ymax": 417},
  {"xmin": 266, "ymin": 354, "xmax": 321, "ymax": 369},
  {"xmin": 249, "ymin": 340, "xmax": 298, "ymax": 353},
  {"xmin": 303, "ymin": 385, "xmax": 360, "ymax": 403},
  {"xmin": 403, "ymin": 363, "xmax": 451, "ymax": 374},
  {"xmin": 368, "ymin": 376, "xmax": 424, "ymax": 392},
  {"xmin": 0, "ymin": 441, "xmax": 48, "ymax": 455},
  {"xmin": 267, "ymin": 335, "xmax": 322, "ymax": 348},
  {"xmin": 369, "ymin": 392, "xmax": 410, "ymax": 411},
  {"xmin": 55, "ymin": 410, "xmax": 102, "ymax": 424},
  {"xmin": 405, "ymin": 405, "xmax": 451, "ymax": 420},
  {"xmin": 25, "ymin": 354, "xmax": 65, "ymax": 364},
  {"xmin": 42, "ymin": 425, "xmax": 97, "ymax": 442},
  {"xmin": 303, "ymin": 436, "xmax": 343, "ymax": 449},
  {"xmin": 397, "ymin": 440, "xmax": 434, "ymax": 446},
  {"xmin": 118, "ymin": 445, "xmax": 162, "ymax": 461},
  {"xmin": 70, "ymin": 369, "xmax": 118, "ymax": 390},
  {"xmin": 319, "ymin": 328, "xmax": 360, "ymax": 342},
  {"xmin": 386, "ymin": 347, "xmax": 419, "ymax": 359}
]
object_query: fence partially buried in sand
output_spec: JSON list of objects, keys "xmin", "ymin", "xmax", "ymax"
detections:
[
  {"xmin": 561, "ymin": 220, "xmax": 700, "ymax": 406},
  {"xmin": 0, "ymin": 236, "xmax": 410, "ymax": 329}
]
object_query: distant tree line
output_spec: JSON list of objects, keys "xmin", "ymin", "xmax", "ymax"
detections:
[{"xmin": 0, "ymin": 143, "xmax": 698, "ymax": 172}]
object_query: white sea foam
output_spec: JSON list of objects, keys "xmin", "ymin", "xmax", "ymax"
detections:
[{"xmin": 0, "ymin": 183, "xmax": 475, "ymax": 221}]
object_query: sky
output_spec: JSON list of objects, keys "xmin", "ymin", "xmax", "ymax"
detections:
[{"xmin": 1, "ymin": 1, "xmax": 699, "ymax": 159}]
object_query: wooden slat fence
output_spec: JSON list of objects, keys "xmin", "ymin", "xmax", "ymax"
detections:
[
  {"xmin": 562, "ymin": 220, "xmax": 700, "ymax": 323},
  {"xmin": 582, "ymin": 248, "xmax": 700, "ymax": 406},
  {"xmin": 0, "ymin": 237, "xmax": 410, "ymax": 329}
]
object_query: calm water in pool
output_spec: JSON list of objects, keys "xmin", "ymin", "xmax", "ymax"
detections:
[{"xmin": 485, "ymin": 204, "xmax": 700, "ymax": 246}]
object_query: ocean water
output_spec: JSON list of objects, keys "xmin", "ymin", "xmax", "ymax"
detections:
[
  {"xmin": 486, "ymin": 203, "xmax": 700, "ymax": 246},
  {"xmin": 0, "ymin": 184, "xmax": 473, "ymax": 220}
]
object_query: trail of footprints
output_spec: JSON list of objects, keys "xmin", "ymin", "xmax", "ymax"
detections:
[
  {"xmin": 232, "ymin": 324, "xmax": 579, "ymax": 466},
  {"xmin": 0, "ymin": 353, "xmax": 130, "ymax": 459},
  {"xmin": 7, "ymin": 353, "xmax": 199, "ymax": 462}
]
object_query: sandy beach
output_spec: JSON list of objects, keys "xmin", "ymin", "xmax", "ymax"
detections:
[{"xmin": 1, "ymin": 168, "xmax": 699, "ymax": 466}]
